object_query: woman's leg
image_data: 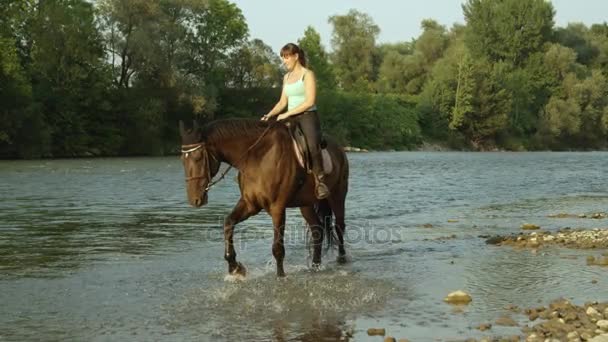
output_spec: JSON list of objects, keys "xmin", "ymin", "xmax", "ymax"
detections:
[{"xmin": 296, "ymin": 111, "xmax": 329, "ymax": 199}]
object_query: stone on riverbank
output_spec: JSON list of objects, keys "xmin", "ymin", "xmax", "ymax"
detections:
[
  {"xmin": 521, "ymin": 223, "xmax": 541, "ymax": 230},
  {"xmin": 367, "ymin": 328, "xmax": 386, "ymax": 336},
  {"xmin": 488, "ymin": 228, "xmax": 608, "ymax": 249}
]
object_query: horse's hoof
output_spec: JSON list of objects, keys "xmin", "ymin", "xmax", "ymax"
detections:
[
  {"xmin": 233, "ymin": 262, "xmax": 247, "ymax": 276},
  {"xmin": 337, "ymin": 255, "xmax": 349, "ymax": 265},
  {"xmin": 310, "ymin": 263, "xmax": 323, "ymax": 272}
]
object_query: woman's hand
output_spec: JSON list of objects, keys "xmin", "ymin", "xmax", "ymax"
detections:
[
  {"xmin": 261, "ymin": 114, "xmax": 270, "ymax": 121},
  {"xmin": 277, "ymin": 113, "xmax": 290, "ymax": 121}
]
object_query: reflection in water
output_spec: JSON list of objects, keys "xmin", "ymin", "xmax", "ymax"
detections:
[{"xmin": 1, "ymin": 153, "xmax": 608, "ymax": 340}]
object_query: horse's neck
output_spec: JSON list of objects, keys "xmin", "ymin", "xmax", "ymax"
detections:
[
  {"xmin": 213, "ymin": 129, "xmax": 290, "ymax": 169},
  {"xmin": 213, "ymin": 136, "xmax": 263, "ymax": 168}
]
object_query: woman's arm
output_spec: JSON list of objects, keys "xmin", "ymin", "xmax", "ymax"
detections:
[
  {"xmin": 266, "ymin": 89, "xmax": 287, "ymax": 117},
  {"xmin": 262, "ymin": 74, "xmax": 289, "ymax": 120},
  {"xmin": 277, "ymin": 71, "xmax": 316, "ymax": 120}
]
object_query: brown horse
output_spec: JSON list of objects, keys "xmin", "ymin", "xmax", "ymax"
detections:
[{"xmin": 179, "ymin": 118, "xmax": 349, "ymax": 277}]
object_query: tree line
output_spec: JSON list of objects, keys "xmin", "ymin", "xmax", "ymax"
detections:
[{"xmin": 1, "ymin": 0, "xmax": 607, "ymax": 158}]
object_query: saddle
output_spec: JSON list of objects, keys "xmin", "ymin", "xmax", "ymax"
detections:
[{"xmin": 289, "ymin": 123, "xmax": 333, "ymax": 175}]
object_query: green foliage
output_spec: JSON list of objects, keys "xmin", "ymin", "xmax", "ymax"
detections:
[
  {"xmin": 463, "ymin": 0, "xmax": 555, "ymax": 65},
  {"xmin": 319, "ymin": 91, "xmax": 421, "ymax": 149},
  {"xmin": 328, "ymin": 9, "xmax": 380, "ymax": 91},
  {"xmin": 298, "ymin": 26, "xmax": 337, "ymax": 90},
  {"xmin": 225, "ymin": 39, "xmax": 282, "ymax": 89},
  {"xmin": 450, "ymin": 52, "xmax": 475, "ymax": 130}
]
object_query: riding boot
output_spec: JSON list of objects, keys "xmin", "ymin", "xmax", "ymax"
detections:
[{"xmin": 312, "ymin": 151, "xmax": 330, "ymax": 199}]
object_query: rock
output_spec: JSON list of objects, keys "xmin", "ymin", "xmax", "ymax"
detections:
[
  {"xmin": 529, "ymin": 311, "xmax": 540, "ymax": 321},
  {"xmin": 367, "ymin": 328, "xmax": 386, "ymax": 336},
  {"xmin": 526, "ymin": 333, "xmax": 542, "ymax": 342},
  {"xmin": 444, "ymin": 290, "xmax": 472, "ymax": 304},
  {"xmin": 384, "ymin": 337, "xmax": 396, "ymax": 342},
  {"xmin": 422, "ymin": 223, "xmax": 433, "ymax": 228},
  {"xmin": 486, "ymin": 236, "xmax": 506, "ymax": 245},
  {"xmin": 588, "ymin": 334, "xmax": 608, "ymax": 342},
  {"xmin": 598, "ymin": 320, "xmax": 608, "ymax": 331},
  {"xmin": 505, "ymin": 304, "xmax": 520, "ymax": 312},
  {"xmin": 522, "ymin": 223, "xmax": 541, "ymax": 230},
  {"xmin": 588, "ymin": 306, "xmax": 602, "ymax": 320},
  {"xmin": 567, "ymin": 331, "xmax": 580, "ymax": 340},
  {"xmin": 477, "ymin": 323, "xmax": 492, "ymax": 331},
  {"xmin": 495, "ymin": 315, "xmax": 518, "ymax": 326},
  {"xmin": 447, "ymin": 219, "xmax": 459, "ymax": 223}
]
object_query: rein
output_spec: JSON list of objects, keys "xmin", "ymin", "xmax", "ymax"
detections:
[{"xmin": 181, "ymin": 122, "xmax": 276, "ymax": 192}]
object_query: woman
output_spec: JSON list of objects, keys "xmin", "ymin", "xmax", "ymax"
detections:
[{"xmin": 262, "ymin": 43, "xmax": 329, "ymax": 199}]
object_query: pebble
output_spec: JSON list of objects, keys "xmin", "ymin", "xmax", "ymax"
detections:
[
  {"xmin": 367, "ymin": 328, "xmax": 386, "ymax": 336},
  {"xmin": 477, "ymin": 323, "xmax": 492, "ymax": 331},
  {"xmin": 495, "ymin": 315, "xmax": 518, "ymax": 326},
  {"xmin": 444, "ymin": 290, "xmax": 472, "ymax": 304},
  {"xmin": 522, "ymin": 223, "xmax": 541, "ymax": 230}
]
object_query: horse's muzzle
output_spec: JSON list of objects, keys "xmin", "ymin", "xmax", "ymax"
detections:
[{"xmin": 193, "ymin": 192, "xmax": 208, "ymax": 207}]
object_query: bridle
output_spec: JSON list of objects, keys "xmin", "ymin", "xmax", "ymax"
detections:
[
  {"xmin": 180, "ymin": 122, "xmax": 275, "ymax": 192},
  {"xmin": 181, "ymin": 142, "xmax": 218, "ymax": 192}
]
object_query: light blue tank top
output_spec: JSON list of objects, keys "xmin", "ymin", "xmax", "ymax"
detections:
[{"xmin": 284, "ymin": 69, "xmax": 317, "ymax": 112}]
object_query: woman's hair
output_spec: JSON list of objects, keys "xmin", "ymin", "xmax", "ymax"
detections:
[{"xmin": 280, "ymin": 43, "xmax": 307, "ymax": 68}]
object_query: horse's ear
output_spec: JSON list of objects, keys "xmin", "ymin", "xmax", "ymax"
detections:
[{"xmin": 179, "ymin": 120, "xmax": 186, "ymax": 136}]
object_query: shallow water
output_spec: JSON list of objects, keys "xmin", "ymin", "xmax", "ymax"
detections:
[{"xmin": 1, "ymin": 152, "xmax": 608, "ymax": 341}]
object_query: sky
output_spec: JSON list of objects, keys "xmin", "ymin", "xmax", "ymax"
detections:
[{"xmin": 230, "ymin": 0, "xmax": 608, "ymax": 53}]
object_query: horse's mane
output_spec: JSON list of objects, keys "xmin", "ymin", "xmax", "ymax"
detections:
[{"xmin": 203, "ymin": 118, "xmax": 277, "ymax": 144}]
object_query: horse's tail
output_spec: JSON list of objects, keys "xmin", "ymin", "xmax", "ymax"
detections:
[{"xmin": 314, "ymin": 199, "xmax": 335, "ymax": 250}]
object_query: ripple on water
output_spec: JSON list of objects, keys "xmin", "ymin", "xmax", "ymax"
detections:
[{"xmin": 168, "ymin": 267, "xmax": 403, "ymax": 340}]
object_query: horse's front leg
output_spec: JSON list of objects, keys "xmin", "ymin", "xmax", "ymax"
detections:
[
  {"xmin": 224, "ymin": 199, "xmax": 259, "ymax": 276},
  {"xmin": 270, "ymin": 207, "xmax": 287, "ymax": 277}
]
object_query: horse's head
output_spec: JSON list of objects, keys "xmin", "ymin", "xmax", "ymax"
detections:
[{"xmin": 179, "ymin": 120, "xmax": 220, "ymax": 207}]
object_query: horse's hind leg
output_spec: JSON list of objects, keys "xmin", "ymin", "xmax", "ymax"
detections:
[
  {"xmin": 328, "ymin": 195, "xmax": 347, "ymax": 264},
  {"xmin": 224, "ymin": 198, "xmax": 259, "ymax": 276},
  {"xmin": 300, "ymin": 206, "xmax": 323, "ymax": 267}
]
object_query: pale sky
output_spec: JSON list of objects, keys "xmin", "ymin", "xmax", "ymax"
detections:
[{"xmin": 231, "ymin": 0, "xmax": 608, "ymax": 53}]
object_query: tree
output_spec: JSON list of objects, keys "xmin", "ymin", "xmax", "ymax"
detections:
[
  {"xmin": 554, "ymin": 23, "xmax": 599, "ymax": 66},
  {"xmin": 328, "ymin": 9, "xmax": 380, "ymax": 91},
  {"xmin": 0, "ymin": 36, "xmax": 35, "ymax": 156},
  {"xmin": 28, "ymin": 0, "xmax": 110, "ymax": 156},
  {"xmin": 298, "ymin": 26, "xmax": 337, "ymax": 90},
  {"xmin": 225, "ymin": 38, "xmax": 281, "ymax": 89},
  {"xmin": 463, "ymin": 0, "xmax": 555, "ymax": 66},
  {"xmin": 450, "ymin": 52, "xmax": 474, "ymax": 130}
]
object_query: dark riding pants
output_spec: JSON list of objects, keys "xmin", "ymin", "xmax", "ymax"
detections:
[{"xmin": 290, "ymin": 111, "xmax": 324, "ymax": 175}]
